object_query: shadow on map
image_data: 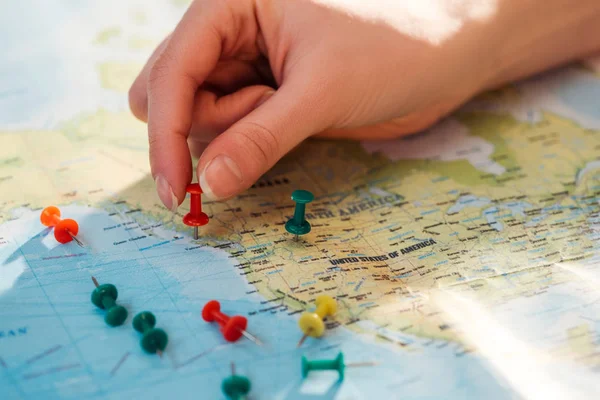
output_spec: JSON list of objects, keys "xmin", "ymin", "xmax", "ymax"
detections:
[
  {"xmin": 4, "ymin": 233, "xmax": 39, "ymax": 266},
  {"xmin": 1, "ymin": 227, "xmax": 56, "ymax": 295}
]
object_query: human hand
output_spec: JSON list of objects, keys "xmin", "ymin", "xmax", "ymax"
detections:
[{"xmin": 129, "ymin": 0, "xmax": 600, "ymax": 208}]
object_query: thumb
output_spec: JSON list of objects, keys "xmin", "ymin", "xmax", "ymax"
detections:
[{"xmin": 197, "ymin": 86, "xmax": 326, "ymax": 200}]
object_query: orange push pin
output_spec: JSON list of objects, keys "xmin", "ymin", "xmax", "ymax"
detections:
[
  {"xmin": 183, "ymin": 183, "xmax": 209, "ymax": 240},
  {"xmin": 40, "ymin": 206, "xmax": 84, "ymax": 247}
]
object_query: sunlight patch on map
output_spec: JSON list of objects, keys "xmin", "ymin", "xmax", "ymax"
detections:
[
  {"xmin": 299, "ymin": 373, "xmax": 340, "ymax": 395},
  {"xmin": 432, "ymin": 289, "xmax": 598, "ymax": 400},
  {"xmin": 39, "ymin": 230, "xmax": 61, "ymax": 251},
  {"xmin": 555, "ymin": 262, "xmax": 600, "ymax": 291},
  {"xmin": 313, "ymin": 0, "xmax": 496, "ymax": 45},
  {"xmin": 362, "ymin": 118, "xmax": 506, "ymax": 174}
]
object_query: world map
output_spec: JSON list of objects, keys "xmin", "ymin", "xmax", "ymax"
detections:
[{"xmin": 1, "ymin": 1, "xmax": 600, "ymax": 399}]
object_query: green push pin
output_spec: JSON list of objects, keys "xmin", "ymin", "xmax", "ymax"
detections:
[
  {"xmin": 91, "ymin": 276, "xmax": 128, "ymax": 327},
  {"xmin": 301, "ymin": 352, "xmax": 377, "ymax": 381},
  {"xmin": 222, "ymin": 362, "xmax": 251, "ymax": 400},
  {"xmin": 133, "ymin": 311, "xmax": 168, "ymax": 357},
  {"xmin": 285, "ymin": 190, "xmax": 314, "ymax": 241}
]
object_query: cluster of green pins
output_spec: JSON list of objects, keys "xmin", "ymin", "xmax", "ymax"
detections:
[
  {"xmin": 285, "ymin": 190, "xmax": 314, "ymax": 240},
  {"xmin": 90, "ymin": 277, "xmax": 168, "ymax": 355},
  {"xmin": 222, "ymin": 363, "xmax": 251, "ymax": 400}
]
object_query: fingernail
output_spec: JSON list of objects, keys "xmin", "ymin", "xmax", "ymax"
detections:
[
  {"xmin": 154, "ymin": 175, "xmax": 178, "ymax": 212},
  {"xmin": 199, "ymin": 155, "xmax": 243, "ymax": 200},
  {"xmin": 254, "ymin": 90, "xmax": 275, "ymax": 109}
]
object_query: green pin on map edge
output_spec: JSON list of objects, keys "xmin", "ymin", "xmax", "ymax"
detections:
[
  {"xmin": 91, "ymin": 276, "xmax": 128, "ymax": 327},
  {"xmin": 301, "ymin": 352, "xmax": 378, "ymax": 381},
  {"xmin": 222, "ymin": 362, "xmax": 251, "ymax": 400},
  {"xmin": 285, "ymin": 190, "xmax": 314, "ymax": 241}
]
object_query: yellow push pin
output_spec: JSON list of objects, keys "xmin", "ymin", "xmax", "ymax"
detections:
[{"xmin": 297, "ymin": 295, "xmax": 337, "ymax": 347}]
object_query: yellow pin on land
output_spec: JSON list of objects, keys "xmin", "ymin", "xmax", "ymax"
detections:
[{"xmin": 297, "ymin": 295, "xmax": 337, "ymax": 347}]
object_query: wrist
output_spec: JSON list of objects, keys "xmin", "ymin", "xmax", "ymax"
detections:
[{"xmin": 484, "ymin": 0, "xmax": 600, "ymax": 89}]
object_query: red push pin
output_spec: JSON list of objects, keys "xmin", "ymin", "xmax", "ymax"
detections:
[
  {"xmin": 183, "ymin": 183, "xmax": 209, "ymax": 240},
  {"xmin": 40, "ymin": 206, "xmax": 84, "ymax": 247},
  {"xmin": 202, "ymin": 300, "xmax": 262, "ymax": 346}
]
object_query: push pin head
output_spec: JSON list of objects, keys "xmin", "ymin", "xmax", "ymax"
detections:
[
  {"xmin": 183, "ymin": 183, "xmax": 209, "ymax": 240},
  {"xmin": 297, "ymin": 295, "xmax": 337, "ymax": 347},
  {"xmin": 300, "ymin": 352, "xmax": 376, "ymax": 381},
  {"xmin": 90, "ymin": 279, "xmax": 128, "ymax": 327},
  {"xmin": 133, "ymin": 311, "xmax": 168, "ymax": 355},
  {"xmin": 222, "ymin": 362, "xmax": 251, "ymax": 400},
  {"xmin": 285, "ymin": 190, "xmax": 314, "ymax": 240},
  {"xmin": 302, "ymin": 352, "xmax": 346, "ymax": 381},
  {"xmin": 40, "ymin": 206, "xmax": 84, "ymax": 246}
]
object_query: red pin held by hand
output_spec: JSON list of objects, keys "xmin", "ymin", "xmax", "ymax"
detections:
[
  {"xmin": 183, "ymin": 183, "xmax": 209, "ymax": 240},
  {"xmin": 40, "ymin": 206, "xmax": 84, "ymax": 247}
]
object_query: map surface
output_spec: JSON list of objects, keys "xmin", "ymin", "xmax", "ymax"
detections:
[{"xmin": 1, "ymin": 1, "xmax": 600, "ymax": 399}]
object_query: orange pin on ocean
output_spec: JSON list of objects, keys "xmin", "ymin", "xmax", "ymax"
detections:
[{"xmin": 40, "ymin": 206, "xmax": 84, "ymax": 247}]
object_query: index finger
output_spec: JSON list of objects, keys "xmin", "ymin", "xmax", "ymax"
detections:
[{"xmin": 147, "ymin": 0, "xmax": 223, "ymax": 209}]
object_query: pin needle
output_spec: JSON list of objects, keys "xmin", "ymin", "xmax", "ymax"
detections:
[
  {"xmin": 346, "ymin": 361, "xmax": 379, "ymax": 368},
  {"xmin": 91, "ymin": 276, "xmax": 99, "ymax": 288},
  {"xmin": 240, "ymin": 329, "xmax": 263, "ymax": 346},
  {"xmin": 68, "ymin": 230, "xmax": 85, "ymax": 247},
  {"xmin": 297, "ymin": 329, "xmax": 312, "ymax": 348}
]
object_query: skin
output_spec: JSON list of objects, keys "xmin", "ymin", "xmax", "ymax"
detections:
[{"xmin": 128, "ymin": 0, "xmax": 600, "ymax": 209}]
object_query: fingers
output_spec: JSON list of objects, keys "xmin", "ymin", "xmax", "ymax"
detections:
[
  {"xmin": 146, "ymin": 1, "xmax": 223, "ymax": 210},
  {"xmin": 130, "ymin": 55, "xmax": 268, "ymax": 123},
  {"xmin": 129, "ymin": 35, "xmax": 170, "ymax": 122},
  {"xmin": 204, "ymin": 60, "xmax": 269, "ymax": 94},
  {"xmin": 189, "ymin": 85, "xmax": 275, "ymax": 146},
  {"xmin": 197, "ymin": 84, "xmax": 328, "ymax": 200}
]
